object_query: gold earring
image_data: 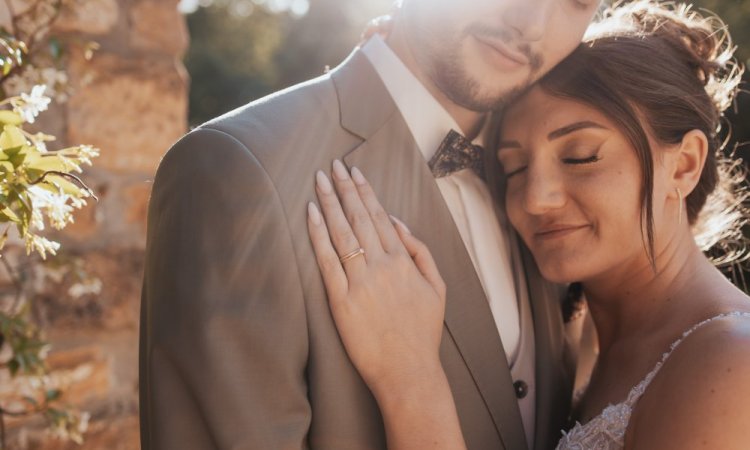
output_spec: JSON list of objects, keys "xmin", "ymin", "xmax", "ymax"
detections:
[{"xmin": 677, "ymin": 188, "xmax": 683, "ymax": 225}]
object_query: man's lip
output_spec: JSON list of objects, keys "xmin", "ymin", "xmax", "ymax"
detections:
[
  {"xmin": 534, "ymin": 224, "xmax": 591, "ymax": 240},
  {"xmin": 472, "ymin": 34, "xmax": 530, "ymax": 66}
]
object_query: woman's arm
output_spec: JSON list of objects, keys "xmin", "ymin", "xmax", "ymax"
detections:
[{"xmin": 307, "ymin": 160, "xmax": 468, "ymax": 450}]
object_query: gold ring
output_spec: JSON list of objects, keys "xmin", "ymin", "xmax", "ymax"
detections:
[{"xmin": 339, "ymin": 247, "xmax": 365, "ymax": 263}]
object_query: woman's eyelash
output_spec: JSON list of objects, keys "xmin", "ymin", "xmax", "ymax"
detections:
[
  {"xmin": 563, "ymin": 155, "xmax": 601, "ymax": 165},
  {"xmin": 504, "ymin": 166, "xmax": 526, "ymax": 178},
  {"xmin": 503, "ymin": 153, "xmax": 600, "ymax": 178}
]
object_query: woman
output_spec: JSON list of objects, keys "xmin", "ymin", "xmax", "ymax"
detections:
[{"xmin": 307, "ymin": 1, "xmax": 750, "ymax": 448}]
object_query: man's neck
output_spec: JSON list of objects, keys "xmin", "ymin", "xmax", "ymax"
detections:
[{"xmin": 385, "ymin": 25, "xmax": 484, "ymax": 139}]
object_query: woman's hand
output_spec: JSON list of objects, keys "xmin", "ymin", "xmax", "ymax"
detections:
[{"xmin": 307, "ymin": 160, "xmax": 447, "ymax": 399}]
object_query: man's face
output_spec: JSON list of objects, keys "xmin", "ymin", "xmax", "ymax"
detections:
[{"xmin": 400, "ymin": 0, "xmax": 599, "ymax": 112}]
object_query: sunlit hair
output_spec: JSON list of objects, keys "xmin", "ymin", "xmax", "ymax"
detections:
[{"xmin": 496, "ymin": 0, "xmax": 747, "ymax": 269}]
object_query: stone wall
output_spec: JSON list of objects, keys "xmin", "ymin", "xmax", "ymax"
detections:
[{"xmin": 4, "ymin": 0, "xmax": 189, "ymax": 447}]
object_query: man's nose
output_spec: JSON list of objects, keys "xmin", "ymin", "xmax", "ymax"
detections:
[
  {"xmin": 502, "ymin": 0, "xmax": 552, "ymax": 41},
  {"xmin": 522, "ymin": 165, "xmax": 567, "ymax": 215}
]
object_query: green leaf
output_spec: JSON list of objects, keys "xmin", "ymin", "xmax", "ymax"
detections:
[
  {"xmin": 49, "ymin": 38, "xmax": 62, "ymax": 60},
  {"xmin": 0, "ymin": 206, "xmax": 19, "ymax": 222},
  {"xmin": 9, "ymin": 146, "xmax": 27, "ymax": 167},
  {"xmin": 0, "ymin": 125, "xmax": 27, "ymax": 149},
  {"xmin": 47, "ymin": 174, "xmax": 84, "ymax": 197},
  {"xmin": 1, "ymin": 58, "xmax": 11, "ymax": 76},
  {"xmin": 45, "ymin": 389, "xmax": 62, "ymax": 402},
  {"xmin": 26, "ymin": 154, "xmax": 73, "ymax": 173},
  {"xmin": 2, "ymin": 145, "xmax": 23, "ymax": 157},
  {"xmin": 8, "ymin": 358, "xmax": 19, "ymax": 376},
  {"xmin": 0, "ymin": 110, "xmax": 22, "ymax": 126},
  {"xmin": 45, "ymin": 407, "xmax": 65, "ymax": 424}
]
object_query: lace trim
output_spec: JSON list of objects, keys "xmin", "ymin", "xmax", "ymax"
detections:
[{"xmin": 557, "ymin": 311, "xmax": 750, "ymax": 450}]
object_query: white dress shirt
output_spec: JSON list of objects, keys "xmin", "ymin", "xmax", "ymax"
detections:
[{"xmin": 362, "ymin": 35, "xmax": 536, "ymax": 447}]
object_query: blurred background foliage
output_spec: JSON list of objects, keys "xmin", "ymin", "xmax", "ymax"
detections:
[{"xmin": 181, "ymin": 0, "xmax": 392, "ymax": 125}]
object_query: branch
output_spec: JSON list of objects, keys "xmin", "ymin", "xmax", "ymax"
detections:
[{"xmin": 28, "ymin": 170, "xmax": 98, "ymax": 201}]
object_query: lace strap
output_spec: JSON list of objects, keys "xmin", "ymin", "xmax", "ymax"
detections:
[{"xmin": 625, "ymin": 311, "xmax": 750, "ymax": 405}]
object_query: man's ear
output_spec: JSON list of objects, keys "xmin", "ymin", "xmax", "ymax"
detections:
[{"xmin": 670, "ymin": 129, "xmax": 709, "ymax": 198}]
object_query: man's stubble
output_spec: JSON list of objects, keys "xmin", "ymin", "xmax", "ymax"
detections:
[{"xmin": 409, "ymin": 19, "xmax": 544, "ymax": 113}]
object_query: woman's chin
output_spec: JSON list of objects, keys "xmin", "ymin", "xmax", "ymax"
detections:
[{"xmin": 536, "ymin": 262, "xmax": 584, "ymax": 285}]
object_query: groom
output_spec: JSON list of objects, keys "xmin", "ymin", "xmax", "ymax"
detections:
[{"xmin": 139, "ymin": 0, "xmax": 598, "ymax": 449}]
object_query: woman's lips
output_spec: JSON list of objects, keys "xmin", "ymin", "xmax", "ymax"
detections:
[
  {"xmin": 534, "ymin": 224, "xmax": 591, "ymax": 241},
  {"xmin": 472, "ymin": 34, "xmax": 530, "ymax": 68}
]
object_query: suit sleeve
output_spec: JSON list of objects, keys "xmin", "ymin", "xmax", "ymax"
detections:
[{"xmin": 139, "ymin": 127, "xmax": 311, "ymax": 449}]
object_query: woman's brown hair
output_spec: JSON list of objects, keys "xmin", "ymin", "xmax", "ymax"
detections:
[{"xmin": 492, "ymin": 0, "xmax": 745, "ymax": 268}]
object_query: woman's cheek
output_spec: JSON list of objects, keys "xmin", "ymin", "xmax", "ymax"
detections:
[{"xmin": 504, "ymin": 184, "xmax": 529, "ymax": 238}]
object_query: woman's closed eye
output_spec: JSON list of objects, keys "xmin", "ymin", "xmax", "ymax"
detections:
[
  {"xmin": 503, "ymin": 164, "xmax": 527, "ymax": 178},
  {"xmin": 497, "ymin": 152, "xmax": 527, "ymax": 179},
  {"xmin": 562, "ymin": 154, "xmax": 601, "ymax": 165},
  {"xmin": 560, "ymin": 141, "xmax": 603, "ymax": 166}
]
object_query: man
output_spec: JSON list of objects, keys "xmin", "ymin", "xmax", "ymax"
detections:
[{"xmin": 139, "ymin": 0, "xmax": 598, "ymax": 449}]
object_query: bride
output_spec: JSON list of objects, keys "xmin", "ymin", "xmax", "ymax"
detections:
[{"xmin": 306, "ymin": 1, "xmax": 750, "ymax": 448}]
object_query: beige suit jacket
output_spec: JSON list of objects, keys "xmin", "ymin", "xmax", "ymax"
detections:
[{"xmin": 139, "ymin": 48, "xmax": 574, "ymax": 450}]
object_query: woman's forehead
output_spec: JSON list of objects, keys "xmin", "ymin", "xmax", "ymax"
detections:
[{"xmin": 501, "ymin": 88, "xmax": 614, "ymax": 138}]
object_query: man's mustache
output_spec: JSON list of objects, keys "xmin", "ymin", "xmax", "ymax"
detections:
[{"xmin": 463, "ymin": 23, "xmax": 544, "ymax": 71}]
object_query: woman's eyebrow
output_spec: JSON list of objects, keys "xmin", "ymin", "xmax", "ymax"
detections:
[
  {"xmin": 548, "ymin": 121, "xmax": 607, "ymax": 140},
  {"xmin": 498, "ymin": 120, "xmax": 608, "ymax": 152}
]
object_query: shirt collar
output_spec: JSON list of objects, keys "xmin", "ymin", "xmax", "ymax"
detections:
[{"xmin": 361, "ymin": 34, "xmax": 475, "ymax": 161}]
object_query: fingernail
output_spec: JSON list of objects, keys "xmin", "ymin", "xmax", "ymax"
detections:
[
  {"xmin": 332, "ymin": 159, "xmax": 349, "ymax": 181},
  {"xmin": 390, "ymin": 215, "xmax": 411, "ymax": 234},
  {"xmin": 316, "ymin": 170, "xmax": 333, "ymax": 194},
  {"xmin": 308, "ymin": 202, "xmax": 322, "ymax": 226},
  {"xmin": 351, "ymin": 166, "xmax": 367, "ymax": 186}
]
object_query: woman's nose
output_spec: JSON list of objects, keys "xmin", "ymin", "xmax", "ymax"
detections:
[{"xmin": 522, "ymin": 165, "xmax": 567, "ymax": 215}]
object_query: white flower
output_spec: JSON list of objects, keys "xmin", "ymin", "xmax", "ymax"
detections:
[
  {"xmin": 30, "ymin": 206, "xmax": 46, "ymax": 231},
  {"xmin": 28, "ymin": 185, "xmax": 75, "ymax": 230},
  {"xmin": 15, "ymin": 85, "xmax": 52, "ymax": 123},
  {"xmin": 77, "ymin": 145, "xmax": 99, "ymax": 166},
  {"xmin": 68, "ymin": 278, "xmax": 102, "ymax": 298},
  {"xmin": 26, "ymin": 234, "xmax": 60, "ymax": 259},
  {"xmin": 31, "ymin": 132, "xmax": 55, "ymax": 153},
  {"xmin": 4, "ymin": 66, "xmax": 71, "ymax": 103}
]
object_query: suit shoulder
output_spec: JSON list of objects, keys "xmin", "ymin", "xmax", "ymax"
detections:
[
  {"xmin": 199, "ymin": 73, "xmax": 340, "ymax": 143},
  {"xmin": 152, "ymin": 126, "xmax": 277, "ymax": 204}
]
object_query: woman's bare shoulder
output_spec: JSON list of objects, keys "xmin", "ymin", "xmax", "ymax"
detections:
[{"xmin": 625, "ymin": 311, "xmax": 750, "ymax": 450}]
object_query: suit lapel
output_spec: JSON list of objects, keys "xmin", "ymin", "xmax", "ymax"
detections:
[{"xmin": 331, "ymin": 49, "xmax": 528, "ymax": 450}]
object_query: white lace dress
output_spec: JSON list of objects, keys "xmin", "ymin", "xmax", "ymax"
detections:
[{"xmin": 556, "ymin": 311, "xmax": 750, "ymax": 450}]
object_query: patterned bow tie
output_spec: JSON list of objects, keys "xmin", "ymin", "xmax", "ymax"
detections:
[{"xmin": 428, "ymin": 130, "xmax": 485, "ymax": 179}]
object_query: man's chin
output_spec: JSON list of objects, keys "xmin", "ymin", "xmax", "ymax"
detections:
[
  {"xmin": 450, "ymin": 83, "xmax": 531, "ymax": 113},
  {"xmin": 429, "ymin": 53, "xmax": 537, "ymax": 112}
]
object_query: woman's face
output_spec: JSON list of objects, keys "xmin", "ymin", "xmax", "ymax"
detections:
[{"xmin": 499, "ymin": 86, "xmax": 672, "ymax": 284}]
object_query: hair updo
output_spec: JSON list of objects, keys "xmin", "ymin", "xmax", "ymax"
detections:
[{"xmin": 532, "ymin": 0, "xmax": 746, "ymax": 267}]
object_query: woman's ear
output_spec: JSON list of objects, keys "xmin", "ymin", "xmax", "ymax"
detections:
[{"xmin": 670, "ymin": 129, "xmax": 709, "ymax": 197}]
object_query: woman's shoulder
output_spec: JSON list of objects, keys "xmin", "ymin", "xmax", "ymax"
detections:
[{"xmin": 625, "ymin": 310, "xmax": 750, "ymax": 449}]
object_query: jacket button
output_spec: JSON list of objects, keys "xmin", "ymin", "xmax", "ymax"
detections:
[{"xmin": 514, "ymin": 380, "xmax": 529, "ymax": 399}]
